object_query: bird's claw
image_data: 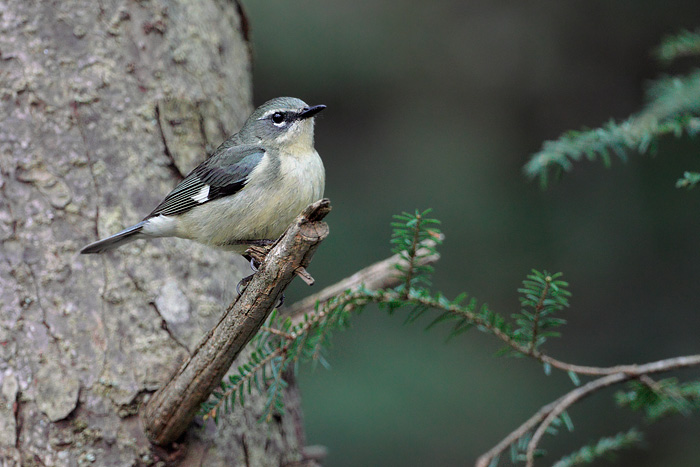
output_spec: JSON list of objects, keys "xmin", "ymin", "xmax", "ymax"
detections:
[{"xmin": 236, "ymin": 273, "xmax": 254, "ymax": 296}]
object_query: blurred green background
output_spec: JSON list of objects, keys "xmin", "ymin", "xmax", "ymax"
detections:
[{"xmin": 239, "ymin": 2, "xmax": 700, "ymax": 465}]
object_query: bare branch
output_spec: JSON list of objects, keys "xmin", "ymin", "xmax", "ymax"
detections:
[
  {"xmin": 141, "ymin": 199, "xmax": 331, "ymax": 446},
  {"xmin": 475, "ymin": 354, "xmax": 700, "ymax": 467},
  {"xmin": 524, "ymin": 373, "xmax": 628, "ymax": 467}
]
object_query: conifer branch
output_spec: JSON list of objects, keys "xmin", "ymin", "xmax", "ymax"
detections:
[
  {"xmin": 524, "ymin": 373, "xmax": 629, "ymax": 467},
  {"xmin": 552, "ymin": 429, "xmax": 643, "ymax": 467},
  {"xmin": 202, "ymin": 345, "xmax": 284, "ymax": 422},
  {"xmin": 202, "ymin": 288, "xmax": 372, "ymax": 422},
  {"xmin": 655, "ymin": 28, "xmax": 700, "ymax": 63},
  {"xmin": 196, "ymin": 204, "xmax": 700, "ymax": 466},
  {"xmin": 676, "ymin": 171, "xmax": 700, "ymax": 189},
  {"xmin": 615, "ymin": 376, "xmax": 700, "ymax": 421},
  {"xmin": 203, "ymin": 313, "xmax": 316, "ymax": 423},
  {"xmin": 379, "ymin": 287, "xmax": 695, "ymax": 380},
  {"xmin": 260, "ymin": 326, "xmax": 295, "ymax": 340},
  {"xmin": 475, "ymin": 354, "xmax": 700, "ymax": 467},
  {"xmin": 524, "ymin": 69, "xmax": 700, "ymax": 186}
]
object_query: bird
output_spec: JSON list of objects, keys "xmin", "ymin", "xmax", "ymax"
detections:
[{"xmin": 80, "ymin": 97, "xmax": 326, "ymax": 257}]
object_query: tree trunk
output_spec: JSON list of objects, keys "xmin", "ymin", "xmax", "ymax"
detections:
[{"xmin": 0, "ymin": 1, "xmax": 311, "ymax": 465}]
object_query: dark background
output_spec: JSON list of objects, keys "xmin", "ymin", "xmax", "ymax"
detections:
[{"xmin": 240, "ymin": 2, "xmax": 700, "ymax": 465}]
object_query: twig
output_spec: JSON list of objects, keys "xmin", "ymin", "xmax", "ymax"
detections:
[
  {"xmin": 294, "ymin": 266, "xmax": 315, "ymax": 286},
  {"xmin": 388, "ymin": 292, "xmax": 682, "ymax": 378},
  {"xmin": 524, "ymin": 373, "xmax": 627, "ymax": 467},
  {"xmin": 537, "ymin": 356, "xmax": 648, "ymax": 376},
  {"xmin": 400, "ymin": 212, "xmax": 423, "ymax": 299},
  {"xmin": 285, "ymin": 236, "xmax": 442, "ymax": 319},
  {"xmin": 291, "ymin": 272, "xmax": 669, "ymax": 378},
  {"xmin": 475, "ymin": 354, "xmax": 700, "ymax": 467},
  {"xmin": 529, "ymin": 276, "xmax": 550, "ymax": 352},
  {"xmin": 141, "ymin": 199, "xmax": 331, "ymax": 446},
  {"xmin": 260, "ymin": 326, "xmax": 295, "ymax": 340},
  {"xmin": 638, "ymin": 374, "xmax": 691, "ymax": 417}
]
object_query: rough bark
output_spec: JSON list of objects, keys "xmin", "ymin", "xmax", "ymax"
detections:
[{"xmin": 0, "ymin": 1, "xmax": 310, "ymax": 465}]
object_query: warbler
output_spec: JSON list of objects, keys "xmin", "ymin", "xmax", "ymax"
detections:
[{"xmin": 80, "ymin": 97, "xmax": 326, "ymax": 255}]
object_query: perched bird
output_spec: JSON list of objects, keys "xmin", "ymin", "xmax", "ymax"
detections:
[{"xmin": 80, "ymin": 97, "xmax": 326, "ymax": 256}]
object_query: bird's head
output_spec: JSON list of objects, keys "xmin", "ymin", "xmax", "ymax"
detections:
[{"xmin": 240, "ymin": 97, "xmax": 325, "ymax": 153}]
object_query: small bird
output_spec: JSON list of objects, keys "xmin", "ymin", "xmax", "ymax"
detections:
[{"xmin": 80, "ymin": 97, "xmax": 326, "ymax": 256}]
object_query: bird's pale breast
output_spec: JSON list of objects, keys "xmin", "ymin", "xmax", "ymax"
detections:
[{"xmin": 173, "ymin": 150, "xmax": 325, "ymax": 252}]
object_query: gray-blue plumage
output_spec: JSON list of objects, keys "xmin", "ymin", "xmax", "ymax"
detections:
[
  {"xmin": 147, "ymin": 146, "xmax": 264, "ymax": 218},
  {"xmin": 80, "ymin": 97, "xmax": 325, "ymax": 255}
]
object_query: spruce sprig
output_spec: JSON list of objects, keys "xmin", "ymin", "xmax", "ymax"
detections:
[
  {"xmin": 615, "ymin": 377, "xmax": 700, "ymax": 421},
  {"xmin": 513, "ymin": 270, "xmax": 571, "ymax": 352},
  {"xmin": 552, "ymin": 429, "xmax": 644, "ymax": 467},
  {"xmin": 523, "ymin": 67, "xmax": 700, "ymax": 187},
  {"xmin": 391, "ymin": 209, "xmax": 441, "ymax": 296},
  {"xmin": 655, "ymin": 28, "xmax": 700, "ymax": 63},
  {"xmin": 676, "ymin": 170, "xmax": 700, "ymax": 189}
]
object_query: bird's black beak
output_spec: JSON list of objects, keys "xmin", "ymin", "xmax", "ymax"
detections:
[{"xmin": 298, "ymin": 105, "xmax": 326, "ymax": 120}]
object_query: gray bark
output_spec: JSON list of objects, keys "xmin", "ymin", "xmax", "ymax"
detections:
[{"xmin": 0, "ymin": 1, "xmax": 310, "ymax": 465}]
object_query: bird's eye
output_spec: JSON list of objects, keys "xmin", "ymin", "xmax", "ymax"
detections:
[{"xmin": 271, "ymin": 112, "xmax": 285, "ymax": 124}]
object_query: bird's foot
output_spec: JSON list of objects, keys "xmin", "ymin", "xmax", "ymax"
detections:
[
  {"xmin": 237, "ymin": 242, "xmax": 272, "ymax": 297},
  {"xmin": 245, "ymin": 240, "xmax": 275, "ymax": 267},
  {"xmin": 236, "ymin": 273, "xmax": 254, "ymax": 296}
]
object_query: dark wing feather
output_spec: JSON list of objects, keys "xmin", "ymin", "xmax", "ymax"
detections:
[{"xmin": 146, "ymin": 144, "xmax": 265, "ymax": 218}]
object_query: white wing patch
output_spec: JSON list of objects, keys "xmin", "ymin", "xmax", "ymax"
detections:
[{"xmin": 192, "ymin": 185, "xmax": 210, "ymax": 203}]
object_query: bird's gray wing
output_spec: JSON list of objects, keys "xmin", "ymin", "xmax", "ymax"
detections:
[{"xmin": 145, "ymin": 144, "xmax": 265, "ymax": 218}]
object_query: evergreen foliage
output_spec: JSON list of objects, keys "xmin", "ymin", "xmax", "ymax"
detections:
[
  {"xmin": 507, "ymin": 412, "xmax": 575, "ymax": 464},
  {"xmin": 200, "ymin": 206, "xmax": 697, "ymax": 465},
  {"xmin": 513, "ymin": 270, "xmax": 570, "ymax": 352},
  {"xmin": 199, "ymin": 210, "xmax": 573, "ymax": 422},
  {"xmin": 676, "ymin": 170, "xmax": 700, "ymax": 189},
  {"xmin": 552, "ymin": 429, "xmax": 644, "ymax": 467},
  {"xmin": 200, "ymin": 292, "xmax": 358, "ymax": 422},
  {"xmin": 655, "ymin": 28, "xmax": 700, "ymax": 63},
  {"xmin": 391, "ymin": 210, "xmax": 441, "ymax": 294},
  {"xmin": 616, "ymin": 378, "xmax": 700, "ymax": 421},
  {"xmin": 524, "ymin": 29, "xmax": 700, "ymax": 188}
]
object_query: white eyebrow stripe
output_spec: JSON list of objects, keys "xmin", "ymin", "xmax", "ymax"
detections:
[
  {"xmin": 257, "ymin": 108, "xmax": 295, "ymax": 120},
  {"xmin": 258, "ymin": 109, "xmax": 278, "ymax": 120},
  {"xmin": 192, "ymin": 185, "xmax": 210, "ymax": 203}
]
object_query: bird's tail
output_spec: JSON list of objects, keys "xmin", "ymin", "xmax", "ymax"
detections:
[{"xmin": 80, "ymin": 221, "xmax": 147, "ymax": 254}]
